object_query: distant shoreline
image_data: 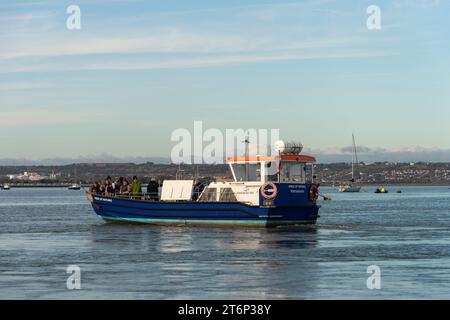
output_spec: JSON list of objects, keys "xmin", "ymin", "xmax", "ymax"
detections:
[
  {"xmin": 2, "ymin": 162, "xmax": 449, "ymax": 186},
  {"xmin": 320, "ymin": 183, "xmax": 450, "ymax": 187}
]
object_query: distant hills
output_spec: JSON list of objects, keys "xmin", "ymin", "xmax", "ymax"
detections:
[
  {"xmin": 0, "ymin": 147, "xmax": 449, "ymax": 165},
  {"xmin": 0, "ymin": 154, "xmax": 171, "ymax": 166},
  {"xmin": 306, "ymin": 147, "xmax": 450, "ymax": 163}
]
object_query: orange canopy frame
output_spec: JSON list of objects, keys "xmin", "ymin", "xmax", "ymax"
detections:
[{"xmin": 225, "ymin": 154, "xmax": 316, "ymax": 163}]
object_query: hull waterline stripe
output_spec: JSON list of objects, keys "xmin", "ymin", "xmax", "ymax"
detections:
[{"xmin": 99, "ymin": 216, "xmax": 315, "ymax": 226}]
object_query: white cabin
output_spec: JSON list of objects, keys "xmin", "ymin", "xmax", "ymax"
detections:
[
  {"xmin": 159, "ymin": 153, "xmax": 317, "ymax": 206},
  {"xmin": 198, "ymin": 154, "xmax": 317, "ymax": 205}
]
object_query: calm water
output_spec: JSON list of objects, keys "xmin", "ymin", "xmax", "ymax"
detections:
[{"xmin": 0, "ymin": 186, "xmax": 449, "ymax": 299}]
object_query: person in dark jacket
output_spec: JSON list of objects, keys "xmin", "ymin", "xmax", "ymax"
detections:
[
  {"xmin": 146, "ymin": 178, "xmax": 159, "ymax": 201},
  {"xmin": 192, "ymin": 178, "xmax": 205, "ymax": 201},
  {"xmin": 115, "ymin": 177, "xmax": 124, "ymax": 193},
  {"xmin": 105, "ymin": 176, "xmax": 115, "ymax": 195}
]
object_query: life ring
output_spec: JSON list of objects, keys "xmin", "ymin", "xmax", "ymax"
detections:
[
  {"xmin": 260, "ymin": 182, "xmax": 278, "ymax": 200},
  {"xmin": 309, "ymin": 185, "xmax": 319, "ymax": 202}
]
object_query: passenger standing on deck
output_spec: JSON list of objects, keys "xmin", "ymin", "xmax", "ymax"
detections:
[
  {"xmin": 130, "ymin": 176, "xmax": 142, "ymax": 197},
  {"xmin": 115, "ymin": 177, "xmax": 124, "ymax": 193},
  {"xmin": 99, "ymin": 181, "xmax": 106, "ymax": 194},
  {"xmin": 90, "ymin": 182, "xmax": 100, "ymax": 194},
  {"xmin": 192, "ymin": 178, "xmax": 205, "ymax": 201},
  {"xmin": 120, "ymin": 178, "xmax": 130, "ymax": 195},
  {"xmin": 105, "ymin": 177, "xmax": 115, "ymax": 195},
  {"xmin": 146, "ymin": 178, "xmax": 159, "ymax": 201}
]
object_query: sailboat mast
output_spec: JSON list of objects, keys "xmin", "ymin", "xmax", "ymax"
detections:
[
  {"xmin": 351, "ymin": 140, "xmax": 354, "ymax": 180},
  {"xmin": 351, "ymin": 133, "xmax": 358, "ymax": 181},
  {"xmin": 352, "ymin": 133, "xmax": 359, "ymax": 164}
]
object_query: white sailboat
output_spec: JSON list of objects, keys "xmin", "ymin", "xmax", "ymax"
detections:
[
  {"xmin": 68, "ymin": 183, "xmax": 81, "ymax": 190},
  {"xmin": 68, "ymin": 166, "xmax": 81, "ymax": 190},
  {"xmin": 339, "ymin": 134, "xmax": 362, "ymax": 193}
]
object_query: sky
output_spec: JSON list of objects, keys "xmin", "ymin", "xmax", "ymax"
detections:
[{"xmin": 0, "ymin": 0, "xmax": 449, "ymax": 163}]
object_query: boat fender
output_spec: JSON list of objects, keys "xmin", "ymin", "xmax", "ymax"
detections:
[
  {"xmin": 260, "ymin": 182, "xmax": 278, "ymax": 200},
  {"xmin": 309, "ymin": 185, "xmax": 319, "ymax": 202}
]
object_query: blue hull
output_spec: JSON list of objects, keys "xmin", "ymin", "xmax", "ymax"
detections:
[{"xmin": 88, "ymin": 193, "xmax": 319, "ymax": 227}]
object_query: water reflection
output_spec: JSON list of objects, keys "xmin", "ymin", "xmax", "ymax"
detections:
[
  {"xmin": 89, "ymin": 223, "xmax": 319, "ymax": 251},
  {"xmin": 88, "ymin": 223, "xmax": 320, "ymax": 299},
  {"xmin": 225, "ymin": 226, "xmax": 318, "ymax": 250}
]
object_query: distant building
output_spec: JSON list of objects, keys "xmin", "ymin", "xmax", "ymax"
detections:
[
  {"xmin": 49, "ymin": 171, "xmax": 61, "ymax": 180},
  {"xmin": 9, "ymin": 172, "xmax": 48, "ymax": 181}
]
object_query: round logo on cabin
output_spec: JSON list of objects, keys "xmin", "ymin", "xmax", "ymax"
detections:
[{"xmin": 260, "ymin": 182, "xmax": 278, "ymax": 200}]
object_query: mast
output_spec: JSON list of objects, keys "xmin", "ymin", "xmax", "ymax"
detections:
[
  {"xmin": 176, "ymin": 163, "xmax": 184, "ymax": 180},
  {"xmin": 351, "ymin": 135, "xmax": 354, "ymax": 180},
  {"xmin": 353, "ymin": 133, "xmax": 359, "ymax": 164},
  {"xmin": 244, "ymin": 134, "xmax": 250, "ymax": 181},
  {"xmin": 194, "ymin": 165, "xmax": 199, "ymax": 180},
  {"xmin": 351, "ymin": 133, "xmax": 358, "ymax": 181}
]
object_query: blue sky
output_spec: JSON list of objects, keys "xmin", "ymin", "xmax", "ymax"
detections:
[{"xmin": 0, "ymin": 0, "xmax": 449, "ymax": 161}]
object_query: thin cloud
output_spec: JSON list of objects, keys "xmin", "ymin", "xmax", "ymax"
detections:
[
  {"xmin": 0, "ymin": 82, "xmax": 53, "ymax": 91},
  {"xmin": 0, "ymin": 30, "xmax": 271, "ymax": 60},
  {"xmin": 0, "ymin": 11, "xmax": 55, "ymax": 22},
  {"xmin": 0, "ymin": 0, "xmax": 142, "ymax": 9},
  {"xmin": 0, "ymin": 31, "xmax": 363, "ymax": 61},
  {"xmin": 0, "ymin": 109, "xmax": 106, "ymax": 127},
  {"xmin": 393, "ymin": 0, "xmax": 441, "ymax": 8},
  {"xmin": 0, "ymin": 50, "xmax": 394, "ymax": 74}
]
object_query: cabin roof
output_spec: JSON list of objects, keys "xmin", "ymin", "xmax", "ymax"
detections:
[{"xmin": 225, "ymin": 154, "xmax": 316, "ymax": 163}]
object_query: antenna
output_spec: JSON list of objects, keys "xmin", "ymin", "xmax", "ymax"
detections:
[
  {"xmin": 243, "ymin": 133, "xmax": 250, "ymax": 181},
  {"xmin": 273, "ymin": 140, "xmax": 285, "ymax": 183},
  {"xmin": 194, "ymin": 165, "xmax": 199, "ymax": 180},
  {"xmin": 176, "ymin": 163, "xmax": 184, "ymax": 180}
]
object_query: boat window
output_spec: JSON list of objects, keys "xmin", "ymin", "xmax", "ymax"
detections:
[
  {"xmin": 198, "ymin": 188, "xmax": 217, "ymax": 202},
  {"xmin": 265, "ymin": 161, "xmax": 278, "ymax": 182},
  {"xmin": 219, "ymin": 188, "xmax": 237, "ymax": 202},
  {"xmin": 232, "ymin": 164, "xmax": 261, "ymax": 182},
  {"xmin": 281, "ymin": 162, "xmax": 305, "ymax": 183}
]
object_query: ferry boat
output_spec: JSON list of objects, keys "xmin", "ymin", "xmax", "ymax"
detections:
[{"xmin": 86, "ymin": 142, "xmax": 321, "ymax": 227}]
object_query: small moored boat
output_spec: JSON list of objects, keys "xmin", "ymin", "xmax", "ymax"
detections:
[
  {"xmin": 339, "ymin": 134, "xmax": 361, "ymax": 193},
  {"xmin": 375, "ymin": 187, "xmax": 388, "ymax": 194},
  {"xmin": 86, "ymin": 141, "xmax": 321, "ymax": 227},
  {"xmin": 68, "ymin": 167, "xmax": 81, "ymax": 190},
  {"xmin": 2, "ymin": 184, "xmax": 10, "ymax": 190},
  {"xmin": 339, "ymin": 184, "xmax": 361, "ymax": 193},
  {"xmin": 68, "ymin": 183, "xmax": 81, "ymax": 190}
]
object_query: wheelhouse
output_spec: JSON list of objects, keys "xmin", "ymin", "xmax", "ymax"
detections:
[{"xmin": 225, "ymin": 154, "xmax": 317, "ymax": 184}]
